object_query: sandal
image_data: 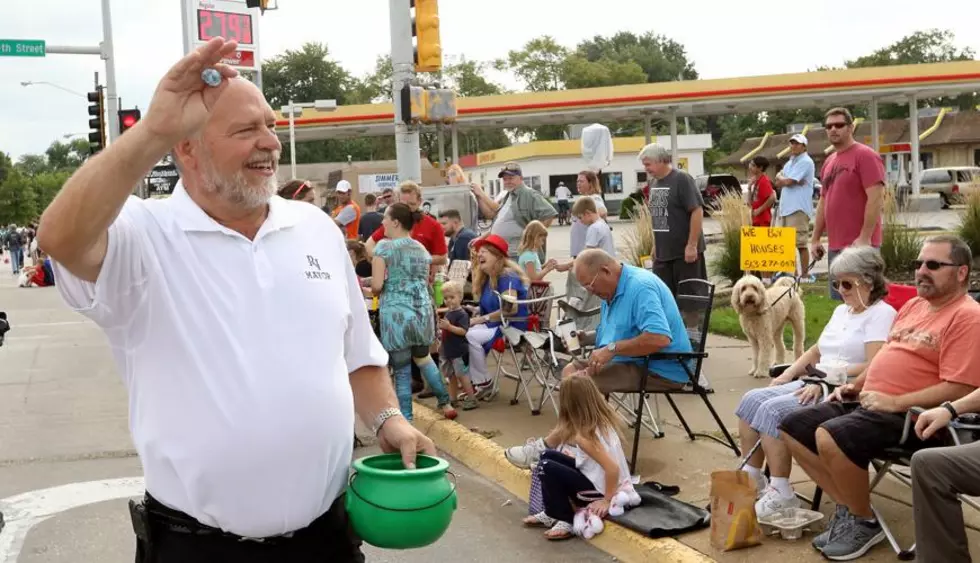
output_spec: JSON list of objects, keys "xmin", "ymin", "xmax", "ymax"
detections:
[
  {"xmin": 522, "ymin": 512, "xmax": 555, "ymax": 528},
  {"xmin": 544, "ymin": 520, "xmax": 574, "ymax": 541}
]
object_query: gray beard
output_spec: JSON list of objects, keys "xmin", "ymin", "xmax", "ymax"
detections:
[{"xmin": 200, "ymin": 163, "xmax": 277, "ymax": 210}]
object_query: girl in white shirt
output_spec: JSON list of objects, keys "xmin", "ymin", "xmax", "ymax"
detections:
[
  {"xmin": 734, "ymin": 246, "xmax": 897, "ymax": 519},
  {"xmin": 521, "ymin": 375, "xmax": 634, "ymax": 540}
]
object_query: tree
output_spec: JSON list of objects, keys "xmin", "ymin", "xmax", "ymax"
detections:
[
  {"xmin": 846, "ymin": 29, "xmax": 977, "ymax": 118},
  {"xmin": 499, "ymin": 36, "xmax": 569, "ymax": 92},
  {"xmin": 44, "ymin": 139, "xmax": 89, "ymax": 171},
  {"xmin": 575, "ymin": 32, "xmax": 698, "ymax": 83},
  {"xmin": 0, "ymin": 153, "xmax": 39, "ymax": 225},
  {"xmin": 16, "ymin": 154, "xmax": 50, "ymax": 176},
  {"xmin": 262, "ymin": 42, "xmax": 357, "ymax": 109}
]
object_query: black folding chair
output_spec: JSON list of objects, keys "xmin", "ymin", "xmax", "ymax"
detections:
[{"xmin": 626, "ymin": 279, "xmax": 741, "ymax": 472}]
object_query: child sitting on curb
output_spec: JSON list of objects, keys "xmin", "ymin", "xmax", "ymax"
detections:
[
  {"xmin": 521, "ymin": 375, "xmax": 634, "ymax": 540},
  {"xmin": 437, "ymin": 281, "xmax": 479, "ymax": 410}
]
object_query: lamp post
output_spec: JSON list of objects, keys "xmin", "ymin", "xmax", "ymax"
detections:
[
  {"xmin": 20, "ymin": 81, "xmax": 86, "ymax": 99},
  {"xmin": 281, "ymin": 99, "xmax": 338, "ymax": 179}
]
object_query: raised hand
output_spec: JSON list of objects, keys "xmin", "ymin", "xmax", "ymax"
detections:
[{"xmin": 143, "ymin": 38, "xmax": 240, "ymax": 145}]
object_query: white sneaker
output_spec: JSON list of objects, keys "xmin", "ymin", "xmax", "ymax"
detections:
[
  {"xmin": 755, "ymin": 486, "xmax": 800, "ymax": 519},
  {"xmin": 505, "ymin": 437, "xmax": 546, "ymax": 469},
  {"xmin": 753, "ymin": 475, "xmax": 770, "ymax": 500}
]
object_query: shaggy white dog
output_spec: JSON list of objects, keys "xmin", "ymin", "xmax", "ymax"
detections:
[{"xmin": 730, "ymin": 275, "xmax": 806, "ymax": 377}]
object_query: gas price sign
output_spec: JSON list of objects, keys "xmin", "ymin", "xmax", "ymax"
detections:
[{"xmin": 182, "ymin": 0, "xmax": 260, "ymax": 72}]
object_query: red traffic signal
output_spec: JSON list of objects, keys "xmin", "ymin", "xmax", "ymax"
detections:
[{"xmin": 118, "ymin": 108, "xmax": 141, "ymax": 134}]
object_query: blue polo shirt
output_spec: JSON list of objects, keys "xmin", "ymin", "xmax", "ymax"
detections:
[{"xmin": 596, "ymin": 265, "xmax": 693, "ymax": 383}]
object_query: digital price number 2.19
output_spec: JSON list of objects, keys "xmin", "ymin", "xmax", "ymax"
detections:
[{"xmin": 197, "ymin": 9, "xmax": 253, "ymax": 45}]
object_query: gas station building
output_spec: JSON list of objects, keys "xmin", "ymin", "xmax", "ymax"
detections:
[{"xmin": 276, "ymin": 59, "xmax": 980, "ymax": 211}]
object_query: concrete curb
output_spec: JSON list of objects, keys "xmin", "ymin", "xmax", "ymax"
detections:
[{"xmin": 413, "ymin": 402, "xmax": 715, "ymax": 563}]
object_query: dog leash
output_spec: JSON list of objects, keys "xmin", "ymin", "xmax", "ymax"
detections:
[{"xmin": 757, "ymin": 257, "xmax": 821, "ymax": 312}]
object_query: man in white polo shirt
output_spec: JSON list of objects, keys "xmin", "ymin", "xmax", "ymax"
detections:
[{"xmin": 36, "ymin": 38, "xmax": 434, "ymax": 563}]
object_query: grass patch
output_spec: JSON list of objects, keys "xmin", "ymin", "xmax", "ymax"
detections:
[{"xmin": 709, "ymin": 285, "xmax": 839, "ymax": 349}]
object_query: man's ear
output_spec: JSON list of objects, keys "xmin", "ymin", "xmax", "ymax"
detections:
[{"xmin": 173, "ymin": 139, "xmax": 198, "ymax": 173}]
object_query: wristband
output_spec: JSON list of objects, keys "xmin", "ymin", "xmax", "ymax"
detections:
[
  {"xmin": 941, "ymin": 401, "xmax": 959, "ymax": 420},
  {"xmin": 372, "ymin": 407, "xmax": 403, "ymax": 435}
]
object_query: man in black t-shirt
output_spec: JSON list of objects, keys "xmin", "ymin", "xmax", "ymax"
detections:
[{"xmin": 357, "ymin": 194, "xmax": 383, "ymax": 242}]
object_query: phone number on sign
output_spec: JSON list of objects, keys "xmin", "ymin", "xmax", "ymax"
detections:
[{"xmin": 742, "ymin": 259, "xmax": 795, "ymax": 270}]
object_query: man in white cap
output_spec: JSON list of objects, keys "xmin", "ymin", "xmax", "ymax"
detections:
[
  {"xmin": 331, "ymin": 179, "xmax": 361, "ymax": 239},
  {"xmin": 774, "ymin": 133, "xmax": 816, "ymax": 281},
  {"xmin": 36, "ymin": 38, "xmax": 434, "ymax": 562}
]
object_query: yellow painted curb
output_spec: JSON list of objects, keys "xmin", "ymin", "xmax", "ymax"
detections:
[{"xmin": 414, "ymin": 402, "xmax": 715, "ymax": 563}]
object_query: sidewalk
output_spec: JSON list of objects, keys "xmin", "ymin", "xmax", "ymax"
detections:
[{"xmin": 415, "ymin": 333, "xmax": 980, "ymax": 563}]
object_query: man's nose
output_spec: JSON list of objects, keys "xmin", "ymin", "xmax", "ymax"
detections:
[{"xmin": 257, "ymin": 128, "xmax": 282, "ymax": 152}]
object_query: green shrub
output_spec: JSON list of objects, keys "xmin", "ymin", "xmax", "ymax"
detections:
[
  {"xmin": 958, "ymin": 191, "xmax": 980, "ymax": 259},
  {"xmin": 880, "ymin": 187, "xmax": 922, "ymax": 277},
  {"xmin": 710, "ymin": 193, "xmax": 748, "ymax": 284},
  {"xmin": 621, "ymin": 202, "xmax": 655, "ymax": 268}
]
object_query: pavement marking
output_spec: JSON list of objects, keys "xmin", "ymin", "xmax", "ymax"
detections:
[{"xmin": 0, "ymin": 477, "xmax": 144, "ymax": 563}]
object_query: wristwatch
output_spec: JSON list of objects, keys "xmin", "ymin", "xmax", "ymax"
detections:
[
  {"xmin": 372, "ymin": 407, "xmax": 403, "ymax": 435},
  {"xmin": 941, "ymin": 401, "xmax": 959, "ymax": 419},
  {"xmin": 607, "ymin": 342, "xmax": 618, "ymax": 354}
]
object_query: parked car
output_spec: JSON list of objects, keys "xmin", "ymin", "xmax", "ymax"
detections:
[
  {"xmin": 694, "ymin": 174, "xmax": 742, "ymax": 215},
  {"xmin": 918, "ymin": 167, "xmax": 980, "ymax": 208}
]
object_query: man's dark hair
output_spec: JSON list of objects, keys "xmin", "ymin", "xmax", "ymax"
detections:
[
  {"xmin": 438, "ymin": 209, "xmax": 462, "ymax": 221},
  {"xmin": 364, "ymin": 193, "xmax": 377, "ymax": 206},
  {"xmin": 751, "ymin": 156, "xmax": 770, "ymax": 171},
  {"xmin": 386, "ymin": 202, "xmax": 420, "ymax": 231},
  {"xmin": 825, "ymin": 107, "xmax": 854, "ymax": 125},
  {"xmin": 926, "ymin": 234, "xmax": 973, "ymax": 273}
]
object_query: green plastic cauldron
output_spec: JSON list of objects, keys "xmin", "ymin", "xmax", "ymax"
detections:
[{"xmin": 346, "ymin": 453, "xmax": 457, "ymax": 549}]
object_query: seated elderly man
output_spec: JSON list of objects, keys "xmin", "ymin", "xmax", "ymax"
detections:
[
  {"xmin": 779, "ymin": 235, "xmax": 980, "ymax": 561},
  {"xmin": 910, "ymin": 382, "xmax": 980, "ymax": 563},
  {"xmin": 504, "ymin": 248, "xmax": 693, "ymax": 468}
]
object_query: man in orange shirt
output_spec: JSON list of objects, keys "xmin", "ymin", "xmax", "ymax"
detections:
[
  {"xmin": 331, "ymin": 180, "xmax": 360, "ymax": 239},
  {"xmin": 780, "ymin": 234, "xmax": 980, "ymax": 561}
]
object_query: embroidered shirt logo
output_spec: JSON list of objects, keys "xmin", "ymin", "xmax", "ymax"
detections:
[{"xmin": 305, "ymin": 255, "xmax": 331, "ymax": 280}]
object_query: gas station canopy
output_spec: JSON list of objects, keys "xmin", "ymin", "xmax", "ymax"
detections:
[{"xmin": 276, "ymin": 60, "xmax": 980, "ymax": 142}]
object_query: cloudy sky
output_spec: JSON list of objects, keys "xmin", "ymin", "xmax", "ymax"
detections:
[{"xmin": 3, "ymin": 0, "xmax": 979, "ymax": 160}]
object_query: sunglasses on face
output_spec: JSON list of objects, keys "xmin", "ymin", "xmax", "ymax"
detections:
[
  {"xmin": 913, "ymin": 259, "xmax": 960, "ymax": 271},
  {"xmin": 825, "ymin": 122, "xmax": 849, "ymax": 130},
  {"xmin": 831, "ymin": 279, "xmax": 860, "ymax": 291}
]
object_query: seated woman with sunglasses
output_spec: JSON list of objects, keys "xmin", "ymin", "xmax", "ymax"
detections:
[{"xmin": 734, "ymin": 245, "xmax": 896, "ymax": 519}]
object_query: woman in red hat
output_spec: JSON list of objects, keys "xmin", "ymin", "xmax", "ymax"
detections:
[{"xmin": 466, "ymin": 234, "xmax": 530, "ymax": 400}]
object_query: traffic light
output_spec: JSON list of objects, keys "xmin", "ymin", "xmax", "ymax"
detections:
[
  {"xmin": 118, "ymin": 108, "xmax": 141, "ymax": 135},
  {"xmin": 87, "ymin": 87, "xmax": 106, "ymax": 155},
  {"xmin": 412, "ymin": 0, "xmax": 441, "ymax": 73},
  {"xmin": 245, "ymin": 0, "xmax": 273, "ymax": 13}
]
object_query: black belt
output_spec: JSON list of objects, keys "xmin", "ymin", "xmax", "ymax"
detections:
[{"xmin": 134, "ymin": 493, "xmax": 345, "ymax": 547}]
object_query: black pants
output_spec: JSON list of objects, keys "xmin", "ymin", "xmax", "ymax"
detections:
[
  {"xmin": 538, "ymin": 450, "xmax": 597, "ymax": 523},
  {"xmin": 135, "ymin": 494, "xmax": 364, "ymax": 563},
  {"xmin": 653, "ymin": 256, "xmax": 707, "ymax": 297}
]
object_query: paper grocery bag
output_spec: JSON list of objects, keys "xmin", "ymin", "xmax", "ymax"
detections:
[{"xmin": 709, "ymin": 470, "xmax": 762, "ymax": 552}]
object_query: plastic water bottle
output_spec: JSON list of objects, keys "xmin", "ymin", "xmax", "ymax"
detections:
[{"xmin": 433, "ymin": 273, "xmax": 445, "ymax": 307}]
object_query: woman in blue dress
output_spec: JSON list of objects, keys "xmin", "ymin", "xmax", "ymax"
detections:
[
  {"xmin": 371, "ymin": 203, "xmax": 456, "ymax": 421},
  {"xmin": 465, "ymin": 234, "xmax": 530, "ymax": 400}
]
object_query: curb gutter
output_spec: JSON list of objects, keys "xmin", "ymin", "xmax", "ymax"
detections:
[{"xmin": 413, "ymin": 403, "xmax": 715, "ymax": 563}]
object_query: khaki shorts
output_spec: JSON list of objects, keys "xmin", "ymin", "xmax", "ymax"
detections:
[{"xmin": 779, "ymin": 211, "xmax": 810, "ymax": 247}]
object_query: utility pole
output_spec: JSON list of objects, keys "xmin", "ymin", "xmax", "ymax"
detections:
[
  {"xmin": 389, "ymin": 0, "xmax": 421, "ymax": 182},
  {"xmin": 101, "ymin": 0, "xmax": 120, "ymax": 142}
]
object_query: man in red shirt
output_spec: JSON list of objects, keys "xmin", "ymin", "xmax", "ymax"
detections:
[
  {"xmin": 748, "ymin": 156, "xmax": 775, "ymax": 227},
  {"xmin": 366, "ymin": 181, "xmax": 448, "ymax": 267},
  {"xmin": 810, "ymin": 107, "xmax": 886, "ymax": 300}
]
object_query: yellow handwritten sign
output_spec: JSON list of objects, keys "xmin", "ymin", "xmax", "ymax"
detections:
[{"xmin": 740, "ymin": 227, "xmax": 797, "ymax": 273}]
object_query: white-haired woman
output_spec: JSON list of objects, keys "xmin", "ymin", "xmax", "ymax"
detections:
[{"xmin": 733, "ymin": 246, "xmax": 897, "ymax": 519}]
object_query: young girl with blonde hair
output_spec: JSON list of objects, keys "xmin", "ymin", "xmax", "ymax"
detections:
[
  {"xmin": 522, "ymin": 375, "xmax": 634, "ymax": 540},
  {"xmin": 516, "ymin": 221, "xmax": 558, "ymax": 282}
]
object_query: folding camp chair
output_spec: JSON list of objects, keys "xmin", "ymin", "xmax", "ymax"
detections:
[
  {"xmin": 623, "ymin": 279, "xmax": 740, "ymax": 473},
  {"xmin": 863, "ymin": 408, "xmax": 980, "ymax": 560},
  {"xmin": 493, "ymin": 289, "xmax": 566, "ymax": 415}
]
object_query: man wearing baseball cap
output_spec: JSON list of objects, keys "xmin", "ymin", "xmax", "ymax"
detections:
[
  {"xmin": 470, "ymin": 162, "xmax": 556, "ymax": 260},
  {"xmin": 331, "ymin": 180, "xmax": 361, "ymax": 240},
  {"xmin": 774, "ymin": 133, "xmax": 816, "ymax": 281}
]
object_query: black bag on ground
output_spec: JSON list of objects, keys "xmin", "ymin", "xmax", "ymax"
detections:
[{"xmin": 609, "ymin": 482, "xmax": 710, "ymax": 539}]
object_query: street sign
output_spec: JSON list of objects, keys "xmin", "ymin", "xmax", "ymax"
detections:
[
  {"xmin": 0, "ymin": 39, "xmax": 45, "ymax": 57},
  {"xmin": 146, "ymin": 162, "xmax": 180, "ymax": 199}
]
